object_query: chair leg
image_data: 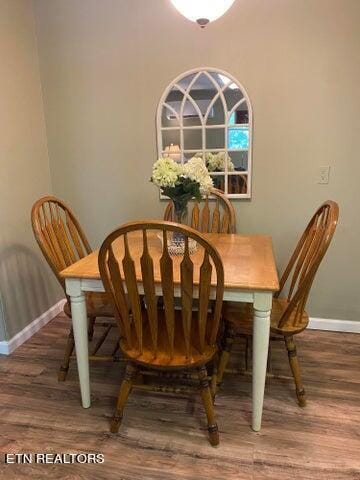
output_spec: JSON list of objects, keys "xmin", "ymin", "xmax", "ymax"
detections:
[
  {"xmin": 110, "ymin": 363, "xmax": 138, "ymax": 433},
  {"xmin": 58, "ymin": 327, "xmax": 75, "ymax": 382},
  {"xmin": 88, "ymin": 316, "xmax": 96, "ymax": 341},
  {"xmin": 198, "ymin": 366, "xmax": 219, "ymax": 447},
  {"xmin": 210, "ymin": 355, "xmax": 218, "ymax": 399},
  {"xmin": 216, "ymin": 325, "xmax": 235, "ymax": 390},
  {"xmin": 284, "ymin": 336, "xmax": 306, "ymax": 407}
]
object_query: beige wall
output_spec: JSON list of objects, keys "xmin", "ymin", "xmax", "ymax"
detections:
[
  {"xmin": 0, "ymin": 0, "xmax": 61, "ymax": 341},
  {"xmin": 34, "ymin": 0, "xmax": 360, "ymax": 321}
]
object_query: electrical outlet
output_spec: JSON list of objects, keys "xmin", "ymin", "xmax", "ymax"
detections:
[{"xmin": 318, "ymin": 166, "xmax": 330, "ymax": 184}]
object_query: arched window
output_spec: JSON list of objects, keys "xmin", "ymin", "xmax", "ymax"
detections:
[{"xmin": 156, "ymin": 68, "xmax": 253, "ymax": 198}]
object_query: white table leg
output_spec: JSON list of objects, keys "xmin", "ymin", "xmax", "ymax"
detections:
[
  {"xmin": 252, "ymin": 292, "xmax": 272, "ymax": 431},
  {"xmin": 65, "ymin": 278, "xmax": 91, "ymax": 408}
]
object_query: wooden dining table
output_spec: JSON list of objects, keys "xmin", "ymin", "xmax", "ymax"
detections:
[{"xmin": 60, "ymin": 232, "xmax": 279, "ymax": 432}]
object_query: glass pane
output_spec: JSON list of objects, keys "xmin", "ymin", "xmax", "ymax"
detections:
[
  {"xmin": 228, "ymin": 126, "xmax": 249, "ymax": 149},
  {"xmin": 228, "ymin": 174, "xmax": 248, "ymax": 195},
  {"xmin": 182, "ymin": 98, "xmax": 202, "ymax": 126},
  {"xmin": 208, "ymin": 72, "xmax": 225, "ymax": 89},
  {"xmin": 186, "ymin": 73, "xmax": 218, "ymax": 124},
  {"xmin": 212, "ymin": 73, "xmax": 238, "ymax": 90},
  {"xmin": 228, "ymin": 151, "xmax": 248, "ymax": 171},
  {"xmin": 229, "ymin": 108, "xmax": 249, "ymax": 125},
  {"xmin": 177, "ymin": 74, "xmax": 196, "ymax": 92},
  {"xmin": 224, "ymin": 87, "xmax": 244, "ymax": 112},
  {"xmin": 190, "ymin": 72, "xmax": 216, "ymax": 94},
  {"xmin": 162, "ymin": 130, "xmax": 180, "ymax": 153},
  {"xmin": 184, "ymin": 128, "xmax": 202, "ymax": 150},
  {"xmin": 211, "ymin": 175, "xmax": 225, "ymax": 193},
  {"xmin": 161, "ymin": 105, "xmax": 179, "ymax": 128},
  {"xmin": 165, "ymin": 85, "xmax": 183, "ymax": 104},
  {"xmin": 163, "ymin": 87, "xmax": 184, "ymax": 127},
  {"xmin": 206, "ymin": 128, "xmax": 225, "ymax": 149},
  {"xmin": 206, "ymin": 97, "xmax": 225, "ymax": 126}
]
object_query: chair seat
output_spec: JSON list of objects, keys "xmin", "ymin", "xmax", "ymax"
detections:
[
  {"xmin": 222, "ymin": 298, "xmax": 309, "ymax": 336},
  {"xmin": 121, "ymin": 310, "xmax": 217, "ymax": 369},
  {"xmin": 64, "ymin": 292, "xmax": 114, "ymax": 318}
]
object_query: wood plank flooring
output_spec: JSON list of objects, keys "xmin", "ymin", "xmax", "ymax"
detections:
[{"xmin": 0, "ymin": 313, "xmax": 359, "ymax": 479}]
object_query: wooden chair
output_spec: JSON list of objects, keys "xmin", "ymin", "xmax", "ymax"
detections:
[
  {"xmin": 98, "ymin": 221, "xmax": 224, "ymax": 446},
  {"xmin": 164, "ymin": 188, "xmax": 236, "ymax": 234},
  {"xmin": 31, "ymin": 196, "xmax": 115, "ymax": 381},
  {"xmin": 217, "ymin": 201, "xmax": 339, "ymax": 406}
]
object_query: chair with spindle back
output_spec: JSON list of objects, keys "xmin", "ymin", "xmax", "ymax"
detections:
[
  {"xmin": 164, "ymin": 188, "xmax": 236, "ymax": 233},
  {"xmin": 217, "ymin": 201, "xmax": 339, "ymax": 406},
  {"xmin": 98, "ymin": 221, "xmax": 224, "ymax": 446},
  {"xmin": 31, "ymin": 196, "xmax": 115, "ymax": 381}
]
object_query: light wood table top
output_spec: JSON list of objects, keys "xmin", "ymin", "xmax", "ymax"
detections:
[{"xmin": 60, "ymin": 233, "xmax": 279, "ymax": 292}]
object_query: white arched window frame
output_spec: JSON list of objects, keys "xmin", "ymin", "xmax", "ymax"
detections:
[{"xmin": 156, "ymin": 67, "xmax": 253, "ymax": 199}]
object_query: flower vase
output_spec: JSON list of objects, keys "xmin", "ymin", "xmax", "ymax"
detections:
[{"xmin": 173, "ymin": 201, "xmax": 188, "ymax": 244}]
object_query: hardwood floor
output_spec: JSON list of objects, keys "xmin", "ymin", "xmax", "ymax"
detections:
[{"xmin": 0, "ymin": 313, "xmax": 359, "ymax": 479}]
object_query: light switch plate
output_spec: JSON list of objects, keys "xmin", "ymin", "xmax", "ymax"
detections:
[{"xmin": 318, "ymin": 166, "xmax": 330, "ymax": 184}]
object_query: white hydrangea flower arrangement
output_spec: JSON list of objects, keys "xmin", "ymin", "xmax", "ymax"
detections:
[
  {"xmin": 151, "ymin": 156, "xmax": 213, "ymax": 221},
  {"xmin": 182, "ymin": 157, "xmax": 214, "ymax": 195},
  {"xmin": 151, "ymin": 157, "xmax": 182, "ymax": 188}
]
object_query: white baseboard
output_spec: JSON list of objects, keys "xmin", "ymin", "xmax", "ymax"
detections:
[
  {"xmin": 0, "ymin": 299, "xmax": 66, "ymax": 355},
  {"xmin": 308, "ymin": 317, "xmax": 360, "ymax": 333}
]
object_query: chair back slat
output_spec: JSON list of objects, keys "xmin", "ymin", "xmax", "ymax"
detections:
[
  {"xmin": 40, "ymin": 212, "xmax": 63, "ymax": 271},
  {"xmin": 210, "ymin": 278, "xmax": 224, "ymax": 345},
  {"xmin": 140, "ymin": 230, "xmax": 158, "ymax": 353},
  {"xmin": 299, "ymin": 222, "xmax": 325, "ymax": 284},
  {"xmin": 211, "ymin": 200, "xmax": 220, "ymax": 233},
  {"xmin": 160, "ymin": 231, "xmax": 175, "ymax": 357},
  {"xmin": 221, "ymin": 211, "xmax": 230, "ymax": 233},
  {"xmin": 59, "ymin": 221, "xmax": 77, "ymax": 264},
  {"xmin": 180, "ymin": 238, "xmax": 194, "ymax": 359},
  {"xmin": 164, "ymin": 188, "xmax": 236, "ymax": 234},
  {"xmin": 98, "ymin": 221, "xmax": 225, "ymax": 363},
  {"xmin": 191, "ymin": 203, "xmax": 200, "ymax": 231},
  {"xmin": 44, "ymin": 207, "xmax": 67, "ymax": 271},
  {"xmin": 48, "ymin": 203, "xmax": 67, "ymax": 265},
  {"xmin": 54, "ymin": 204, "xmax": 77, "ymax": 265},
  {"xmin": 122, "ymin": 234, "xmax": 143, "ymax": 353},
  {"xmin": 31, "ymin": 196, "xmax": 92, "ymax": 291},
  {"xmin": 198, "ymin": 251, "xmax": 212, "ymax": 354},
  {"xmin": 201, "ymin": 197, "xmax": 210, "ymax": 233},
  {"xmin": 65, "ymin": 210, "xmax": 86, "ymax": 258},
  {"xmin": 277, "ymin": 201, "xmax": 339, "ymax": 329},
  {"xmin": 287, "ymin": 224, "xmax": 316, "ymax": 300},
  {"xmin": 107, "ymin": 246, "xmax": 133, "ymax": 347}
]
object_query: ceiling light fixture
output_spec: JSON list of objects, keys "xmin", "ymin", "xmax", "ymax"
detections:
[{"xmin": 170, "ymin": 0, "xmax": 236, "ymax": 28}]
